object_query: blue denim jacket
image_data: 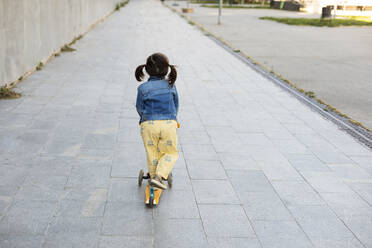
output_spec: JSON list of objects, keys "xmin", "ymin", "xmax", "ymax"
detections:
[{"xmin": 136, "ymin": 76, "xmax": 179, "ymax": 124}]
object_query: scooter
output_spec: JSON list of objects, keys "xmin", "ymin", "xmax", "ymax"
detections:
[{"xmin": 138, "ymin": 169, "xmax": 172, "ymax": 208}]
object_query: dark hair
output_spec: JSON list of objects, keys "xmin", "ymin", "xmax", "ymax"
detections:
[{"xmin": 135, "ymin": 53, "xmax": 177, "ymax": 87}]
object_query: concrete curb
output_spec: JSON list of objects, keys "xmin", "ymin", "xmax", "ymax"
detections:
[{"xmin": 163, "ymin": 2, "xmax": 372, "ymax": 150}]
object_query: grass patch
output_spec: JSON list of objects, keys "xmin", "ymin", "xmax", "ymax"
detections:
[
  {"xmin": 259, "ymin": 17, "xmax": 372, "ymax": 27},
  {"xmin": 61, "ymin": 44, "xmax": 76, "ymax": 52},
  {"xmin": 201, "ymin": 4, "xmax": 270, "ymax": 9},
  {"xmin": 115, "ymin": 0, "xmax": 128, "ymax": 11},
  {"xmin": 305, "ymin": 91, "xmax": 315, "ymax": 98},
  {"xmin": 36, "ymin": 62, "xmax": 44, "ymax": 71},
  {"xmin": 0, "ymin": 86, "xmax": 21, "ymax": 99}
]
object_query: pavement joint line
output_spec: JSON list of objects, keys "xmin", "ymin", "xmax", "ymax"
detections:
[{"xmin": 163, "ymin": 2, "xmax": 372, "ymax": 151}]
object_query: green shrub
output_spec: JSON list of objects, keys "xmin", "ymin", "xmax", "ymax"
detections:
[{"xmin": 259, "ymin": 17, "xmax": 372, "ymax": 27}]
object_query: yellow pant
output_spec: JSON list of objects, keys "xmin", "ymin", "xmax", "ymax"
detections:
[{"xmin": 140, "ymin": 120, "xmax": 178, "ymax": 179}]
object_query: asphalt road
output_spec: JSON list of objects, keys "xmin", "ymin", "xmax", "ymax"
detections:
[{"xmin": 172, "ymin": 3, "xmax": 372, "ymax": 130}]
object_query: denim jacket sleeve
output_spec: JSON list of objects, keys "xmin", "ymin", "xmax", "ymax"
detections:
[
  {"xmin": 136, "ymin": 87, "xmax": 144, "ymax": 118},
  {"xmin": 173, "ymin": 86, "xmax": 179, "ymax": 115}
]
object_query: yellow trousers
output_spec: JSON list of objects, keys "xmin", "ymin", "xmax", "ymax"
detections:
[{"xmin": 140, "ymin": 120, "xmax": 178, "ymax": 179}]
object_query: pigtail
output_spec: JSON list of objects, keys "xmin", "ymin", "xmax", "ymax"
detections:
[
  {"xmin": 168, "ymin": 65, "xmax": 177, "ymax": 87},
  {"xmin": 135, "ymin": 64, "xmax": 146, "ymax": 82}
]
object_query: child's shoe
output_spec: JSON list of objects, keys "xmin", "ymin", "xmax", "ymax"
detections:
[{"xmin": 150, "ymin": 175, "xmax": 167, "ymax": 190}]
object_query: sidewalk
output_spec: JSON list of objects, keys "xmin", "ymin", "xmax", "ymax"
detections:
[{"xmin": 1, "ymin": 0, "xmax": 372, "ymax": 247}]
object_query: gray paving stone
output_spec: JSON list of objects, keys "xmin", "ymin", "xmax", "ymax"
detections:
[
  {"xmin": 284, "ymin": 123, "xmax": 316, "ymax": 135},
  {"xmin": 219, "ymin": 154, "xmax": 260, "ymax": 171},
  {"xmin": 227, "ymin": 170, "xmax": 274, "ymax": 193},
  {"xmin": 186, "ymin": 160, "xmax": 227, "ymax": 180},
  {"xmin": 102, "ymin": 202, "xmax": 152, "ymax": 236},
  {"xmin": 206, "ymin": 127, "xmax": 245, "ymax": 153},
  {"xmin": 169, "ymin": 168, "xmax": 193, "ymax": 191},
  {"xmin": 271, "ymin": 139, "xmax": 311, "ymax": 155},
  {"xmin": 95, "ymin": 103, "xmax": 122, "ymax": 113},
  {"xmin": 29, "ymin": 119, "xmax": 58, "ymax": 131},
  {"xmin": 192, "ymin": 180, "xmax": 240, "ymax": 204},
  {"xmin": 252, "ymin": 220, "xmax": 313, "ymax": 248},
  {"xmin": 78, "ymin": 148, "xmax": 114, "ymax": 161},
  {"xmin": 44, "ymin": 217, "xmax": 101, "ymax": 248},
  {"xmin": 18, "ymin": 132, "xmax": 50, "ymax": 152},
  {"xmin": 14, "ymin": 186, "xmax": 64, "ymax": 202},
  {"xmin": 199, "ymin": 204, "xmax": 256, "ymax": 238},
  {"xmin": 117, "ymin": 128, "xmax": 142, "ymax": 144},
  {"xmin": 295, "ymin": 134, "xmax": 340, "ymax": 154},
  {"xmin": 343, "ymin": 216, "xmax": 372, "ymax": 248},
  {"xmin": 313, "ymin": 151, "xmax": 353, "ymax": 164},
  {"xmin": 43, "ymin": 136, "xmax": 84, "ymax": 157},
  {"xmin": 82, "ymin": 133, "xmax": 117, "ymax": 150},
  {"xmin": 55, "ymin": 199, "xmax": 106, "ymax": 218},
  {"xmin": 61, "ymin": 188, "xmax": 108, "ymax": 202},
  {"xmin": 114, "ymin": 142, "xmax": 145, "ymax": 159},
  {"xmin": 328, "ymin": 164, "xmax": 372, "ymax": 182},
  {"xmin": 300, "ymin": 172, "xmax": 353, "ymax": 193},
  {"xmin": 207, "ymin": 237, "xmax": 261, "ymax": 248},
  {"xmin": 153, "ymin": 190, "xmax": 199, "ymax": 219},
  {"xmin": 0, "ymin": 234, "xmax": 44, "ymax": 248},
  {"xmin": 240, "ymin": 191, "xmax": 293, "ymax": 221},
  {"xmin": 108, "ymin": 178, "xmax": 144, "ymax": 203},
  {"xmin": 178, "ymin": 130, "xmax": 211, "ymax": 145},
  {"xmin": 111, "ymin": 155, "xmax": 146, "ymax": 178},
  {"xmin": 66, "ymin": 165, "xmax": 110, "ymax": 188},
  {"xmin": 348, "ymin": 182, "xmax": 372, "ymax": 205},
  {"xmin": 263, "ymin": 128, "xmax": 296, "ymax": 140},
  {"xmin": 0, "ymin": 200, "xmax": 56, "ymax": 235},
  {"xmin": 286, "ymin": 154, "xmax": 330, "ymax": 172},
  {"xmin": 23, "ymin": 174, "xmax": 68, "ymax": 190},
  {"xmin": 320, "ymin": 192, "xmax": 372, "ymax": 219},
  {"xmin": 258, "ymin": 160, "xmax": 303, "ymax": 181},
  {"xmin": 178, "ymin": 118, "xmax": 206, "ymax": 132},
  {"xmin": 28, "ymin": 156, "xmax": 74, "ymax": 176},
  {"xmin": 287, "ymin": 205, "xmax": 364, "ymax": 248},
  {"xmin": 272, "ymin": 181, "xmax": 325, "ymax": 206},
  {"xmin": 0, "ymin": 195, "xmax": 12, "ymax": 217},
  {"xmin": 247, "ymin": 147, "xmax": 288, "ymax": 163},
  {"xmin": 201, "ymin": 115, "xmax": 231, "ymax": 127},
  {"xmin": 98, "ymin": 236, "xmax": 152, "ymax": 248},
  {"xmin": 182, "ymin": 144, "xmax": 218, "ymax": 161},
  {"xmin": 154, "ymin": 219, "xmax": 208, "ymax": 248},
  {"xmin": 0, "ymin": 166, "xmax": 28, "ymax": 187},
  {"xmin": 238, "ymin": 133, "xmax": 275, "ymax": 147}
]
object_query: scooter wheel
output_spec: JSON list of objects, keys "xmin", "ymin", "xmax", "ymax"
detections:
[
  {"xmin": 148, "ymin": 188, "xmax": 155, "ymax": 208},
  {"xmin": 167, "ymin": 172, "xmax": 173, "ymax": 188},
  {"xmin": 138, "ymin": 169, "xmax": 144, "ymax": 187}
]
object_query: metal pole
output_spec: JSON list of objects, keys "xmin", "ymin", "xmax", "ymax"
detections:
[{"xmin": 218, "ymin": 0, "xmax": 222, "ymax": 24}]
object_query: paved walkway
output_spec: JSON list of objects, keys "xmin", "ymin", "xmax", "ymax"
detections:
[
  {"xmin": 170, "ymin": 3, "xmax": 372, "ymax": 130},
  {"xmin": 1, "ymin": 0, "xmax": 372, "ymax": 247}
]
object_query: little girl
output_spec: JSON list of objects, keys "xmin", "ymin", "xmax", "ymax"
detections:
[{"xmin": 135, "ymin": 53, "xmax": 179, "ymax": 190}]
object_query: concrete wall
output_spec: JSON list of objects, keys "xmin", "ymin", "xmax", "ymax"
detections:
[{"xmin": 0, "ymin": 0, "xmax": 119, "ymax": 86}]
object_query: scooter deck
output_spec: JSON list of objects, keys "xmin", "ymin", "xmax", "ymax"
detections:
[{"xmin": 145, "ymin": 185, "xmax": 162, "ymax": 206}]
